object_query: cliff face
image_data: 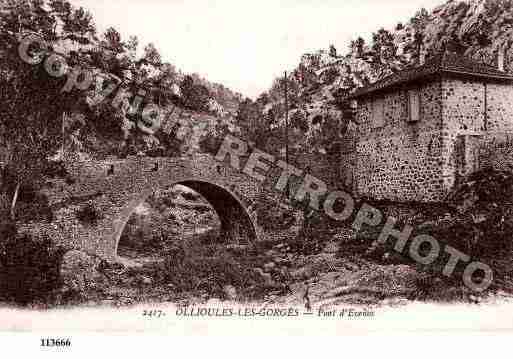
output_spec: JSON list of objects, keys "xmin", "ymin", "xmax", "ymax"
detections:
[{"xmin": 422, "ymin": 0, "xmax": 513, "ymax": 69}]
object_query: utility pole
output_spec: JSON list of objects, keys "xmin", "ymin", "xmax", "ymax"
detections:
[
  {"xmin": 284, "ymin": 71, "xmax": 290, "ymax": 199},
  {"xmin": 61, "ymin": 111, "xmax": 66, "ymax": 158}
]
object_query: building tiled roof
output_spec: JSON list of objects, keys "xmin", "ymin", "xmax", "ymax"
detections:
[{"xmin": 346, "ymin": 52, "xmax": 513, "ymax": 99}]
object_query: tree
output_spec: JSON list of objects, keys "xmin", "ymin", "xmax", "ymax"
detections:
[
  {"xmin": 329, "ymin": 44, "xmax": 337, "ymax": 58},
  {"xmin": 141, "ymin": 42, "xmax": 162, "ymax": 67},
  {"xmin": 95, "ymin": 27, "xmax": 127, "ymax": 78},
  {"xmin": 290, "ymin": 110, "xmax": 308, "ymax": 133},
  {"xmin": 371, "ymin": 28, "xmax": 400, "ymax": 78},
  {"xmin": 0, "ymin": 0, "xmax": 96, "ymax": 220},
  {"xmin": 409, "ymin": 7, "xmax": 430, "ymax": 62},
  {"xmin": 102, "ymin": 27, "xmax": 124, "ymax": 54},
  {"xmin": 349, "ymin": 37, "xmax": 366, "ymax": 58},
  {"xmin": 410, "ymin": 8, "xmax": 429, "ymax": 30},
  {"xmin": 237, "ymin": 98, "xmax": 261, "ymax": 144},
  {"xmin": 180, "ymin": 75, "xmax": 212, "ymax": 112}
]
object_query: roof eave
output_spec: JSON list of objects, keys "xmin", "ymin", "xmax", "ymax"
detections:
[
  {"xmin": 344, "ymin": 70, "xmax": 513, "ymax": 101},
  {"xmin": 440, "ymin": 69, "xmax": 513, "ymax": 82}
]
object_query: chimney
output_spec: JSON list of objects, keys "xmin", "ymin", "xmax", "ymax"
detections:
[{"xmin": 498, "ymin": 46, "xmax": 506, "ymax": 72}]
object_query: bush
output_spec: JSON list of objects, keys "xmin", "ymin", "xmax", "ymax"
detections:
[
  {"xmin": 255, "ymin": 197, "xmax": 296, "ymax": 232},
  {"xmin": 435, "ymin": 169, "xmax": 513, "ymax": 257},
  {"xmin": 288, "ymin": 213, "xmax": 329, "ymax": 255},
  {"xmin": 147, "ymin": 241, "xmax": 269, "ymax": 300},
  {"xmin": 76, "ymin": 203, "xmax": 102, "ymax": 225},
  {"xmin": 118, "ymin": 227, "xmax": 166, "ymax": 256},
  {"xmin": 0, "ymin": 222, "xmax": 64, "ymax": 305}
]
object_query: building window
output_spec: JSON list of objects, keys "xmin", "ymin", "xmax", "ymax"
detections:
[
  {"xmin": 371, "ymin": 97, "xmax": 385, "ymax": 128},
  {"xmin": 407, "ymin": 89, "xmax": 420, "ymax": 122}
]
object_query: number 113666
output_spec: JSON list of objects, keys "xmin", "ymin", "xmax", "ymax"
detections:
[{"xmin": 41, "ymin": 338, "xmax": 71, "ymax": 347}]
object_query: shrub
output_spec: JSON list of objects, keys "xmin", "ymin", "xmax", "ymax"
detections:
[
  {"xmin": 147, "ymin": 241, "xmax": 269, "ymax": 300},
  {"xmin": 434, "ymin": 169, "xmax": 513, "ymax": 258},
  {"xmin": 0, "ymin": 222, "xmax": 64, "ymax": 305},
  {"xmin": 76, "ymin": 202, "xmax": 102, "ymax": 225},
  {"xmin": 118, "ymin": 227, "xmax": 167, "ymax": 256},
  {"xmin": 288, "ymin": 212, "xmax": 335, "ymax": 255},
  {"xmin": 255, "ymin": 197, "xmax": 296, "ymax": 232}
]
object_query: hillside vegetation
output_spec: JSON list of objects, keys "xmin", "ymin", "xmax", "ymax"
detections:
[{"xmin": 235, "ymin": 0, "xmax": 513, "ymax": 156}]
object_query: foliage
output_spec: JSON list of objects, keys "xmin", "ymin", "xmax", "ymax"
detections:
[
  {"xmin": 0, "ymin": 0, "xmax": 98, "ymax": 218},
  {"xmin": 441, "ymin": 169, "xmax": 513, "ymax": 256},
  {"xmin": 179, "ymin": 75, "xmax": 212, "ymax": 112},
  {"xmin": 0, "ymin": 0, "xmax": 243, "ymax": 183},
  {"xmin": 0, "ymin": 223, "xmax": 64, "ymax": 305},
  {"xmin": 148, "ymin": 242, "xmax": 269, "ymax": 300},
  {"xmin": 76, "ymin": 202, "xmax": 102, "ymax": 225},
  {"xmin": 236, "ymin": 95, "xmax": 279, "ymax": 151}
]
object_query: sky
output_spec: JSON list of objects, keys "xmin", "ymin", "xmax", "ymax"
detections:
[{"xmin": 73, "ymin": 0, "xmax": 444, "ymax": 98}]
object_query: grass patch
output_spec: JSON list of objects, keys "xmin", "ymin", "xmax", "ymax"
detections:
[{"xmin": 144, "ymin": 238, "xmax": 277, "ymax": 301}]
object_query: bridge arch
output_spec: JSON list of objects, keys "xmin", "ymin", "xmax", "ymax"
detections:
[
  {"xmin": 112, "ymin": 178, "xmax": 259, "ymax": 260},
  {"xmin": 30, "ymin": 156, "xmax": 297, "ymax": 262}
]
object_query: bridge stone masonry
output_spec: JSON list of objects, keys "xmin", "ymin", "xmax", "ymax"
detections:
[{"xmin": 20, "ymin": 152, "xmax": 304, "ymax": 262}]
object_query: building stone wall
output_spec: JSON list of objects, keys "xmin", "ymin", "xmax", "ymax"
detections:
[
  {"xmin": 354, "ymin": 80, "xmax": 446, "ymax": 202},
  {"xmin": 351, "ymin": 76, "xmax": 513, "ymax": 202},
  {"xmin": 486, "ymin": 84, "xmax": 513, "ymax": 132},
  {"xmin": 440, "ymin": 78, "xmax": 486, "ymax": 190},
  {"xmin": 441, "ymin": 79, "xmax": 513, "ymax": 189}
]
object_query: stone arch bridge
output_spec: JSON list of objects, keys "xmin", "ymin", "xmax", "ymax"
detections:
[{"xmin": 26, "ymin": 155, "xmax": 299, "ymax": 262}]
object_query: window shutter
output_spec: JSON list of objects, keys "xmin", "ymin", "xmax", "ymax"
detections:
[
  {"xmin": 408, "ymin": 89, "xmax": 420, "ymax": 122},
  {"xmin": 372, "ymin": 98, "xmax": 385, "ymax": 128}
]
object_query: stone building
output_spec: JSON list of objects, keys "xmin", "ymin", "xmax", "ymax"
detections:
[{"xmin": 343, "ymin": 52, "xmax": 513, "ymax": 202}]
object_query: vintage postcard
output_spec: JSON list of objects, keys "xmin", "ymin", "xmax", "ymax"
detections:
[{"xmin": 0, "ymin": 0, "xmax": 513, "ymax": 351}]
